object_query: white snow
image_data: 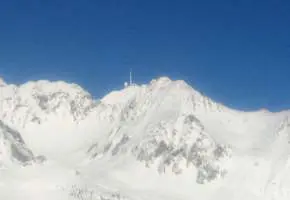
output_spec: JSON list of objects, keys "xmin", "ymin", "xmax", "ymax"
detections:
[{"xmin": 0, "ymin": 76, "xmax": 290, "ymax": 200}]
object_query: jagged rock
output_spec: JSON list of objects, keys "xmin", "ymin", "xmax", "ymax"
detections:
[{"xmin": 0, "ymin": 120, "xmax": 35, "ymax": 165}]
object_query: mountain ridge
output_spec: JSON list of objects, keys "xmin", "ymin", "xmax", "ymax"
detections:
[{"xmin": 0, "ymin": 76, "xmax": 290, "ymax": 200}]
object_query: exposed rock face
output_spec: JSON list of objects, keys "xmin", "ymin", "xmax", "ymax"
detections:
[
  {"xmin": 86, "ymin": 78, "xmax": 232, "ymax": 183},
  {"xmin": 0, "ymin": 120, "xmax": 35, "ymax": 166}
]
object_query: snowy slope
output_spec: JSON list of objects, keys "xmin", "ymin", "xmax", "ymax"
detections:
[{"xmin": 0, "ymin": 76, "xmax": 290, "ymax": 200}]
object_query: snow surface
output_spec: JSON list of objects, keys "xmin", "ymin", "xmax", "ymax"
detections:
[{"xmin": 0, "ymin": 76, "xmax": 290, "ymax": 199}]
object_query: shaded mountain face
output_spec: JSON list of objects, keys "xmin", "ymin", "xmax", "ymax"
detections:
[{"xmin": 0, "ymin": 120, "xmax": 36, "ymax": 166}]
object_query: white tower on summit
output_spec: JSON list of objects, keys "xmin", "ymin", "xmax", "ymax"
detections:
[
  {"xmin": 130, "ymin": 69, "xmax": 133, "ymax": 85},
  {"xmin": 124, "ymin": 69, "xmax": 133, "ymax": 88}
]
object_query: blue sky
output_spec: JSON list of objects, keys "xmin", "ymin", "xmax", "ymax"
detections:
[{"xmin": 0, "ymin": 0, "xmax": 289, "ymax": 111}]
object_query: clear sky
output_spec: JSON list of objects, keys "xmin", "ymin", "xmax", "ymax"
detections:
[{"xmin": 0, "ymin": 0, "xmax": 289, "ymax": 111}]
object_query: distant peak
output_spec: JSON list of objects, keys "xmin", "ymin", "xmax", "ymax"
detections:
[
  {"xmin": 149, "ymin": 76, "xmax": 172, "ymax": 86},
  {"xmin": 157, "ymin": 76, "xmax": 172, "ymax": 82},
  {"xmin": 20, "ymin": 79, "xmax": 88, "ymax": 95},
  {"xmin": 259, "ymin": 108, "xmax": 270, "ymax": 113}
]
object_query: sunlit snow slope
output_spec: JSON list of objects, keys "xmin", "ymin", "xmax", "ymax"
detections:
[{"xmin": 0, "ymin": 76, "xmax": 290, "ymax": 200}]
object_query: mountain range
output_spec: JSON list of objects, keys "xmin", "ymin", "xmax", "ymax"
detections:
[{"xmin": 0, "ymin": 76, "xmax": 290, "ymax": 200}]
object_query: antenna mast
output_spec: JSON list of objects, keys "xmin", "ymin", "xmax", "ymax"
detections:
[{"xmin": 130, "ymin": 69, "xmax": 133, "ymax": 85}]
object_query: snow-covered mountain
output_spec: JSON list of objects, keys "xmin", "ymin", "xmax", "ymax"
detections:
[
  {"xmin": 0, "ymin": 78, "xmax": 101, "ymax": 160},
  {"xmin": 87, "ymin": 77, "xmax": 231, "ymax": 184},
  {"xmin": 0, "ymin": 76, "xmax": 290, "ymax": 200}
]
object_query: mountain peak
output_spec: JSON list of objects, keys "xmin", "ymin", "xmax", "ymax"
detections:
[
  {"xmin": 20, "ymin": 80, "xmax": 88, "ymax": 96},
  {"xmin": 150, "ymin": 76, "xmax": 172, "ymax": 86}
]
